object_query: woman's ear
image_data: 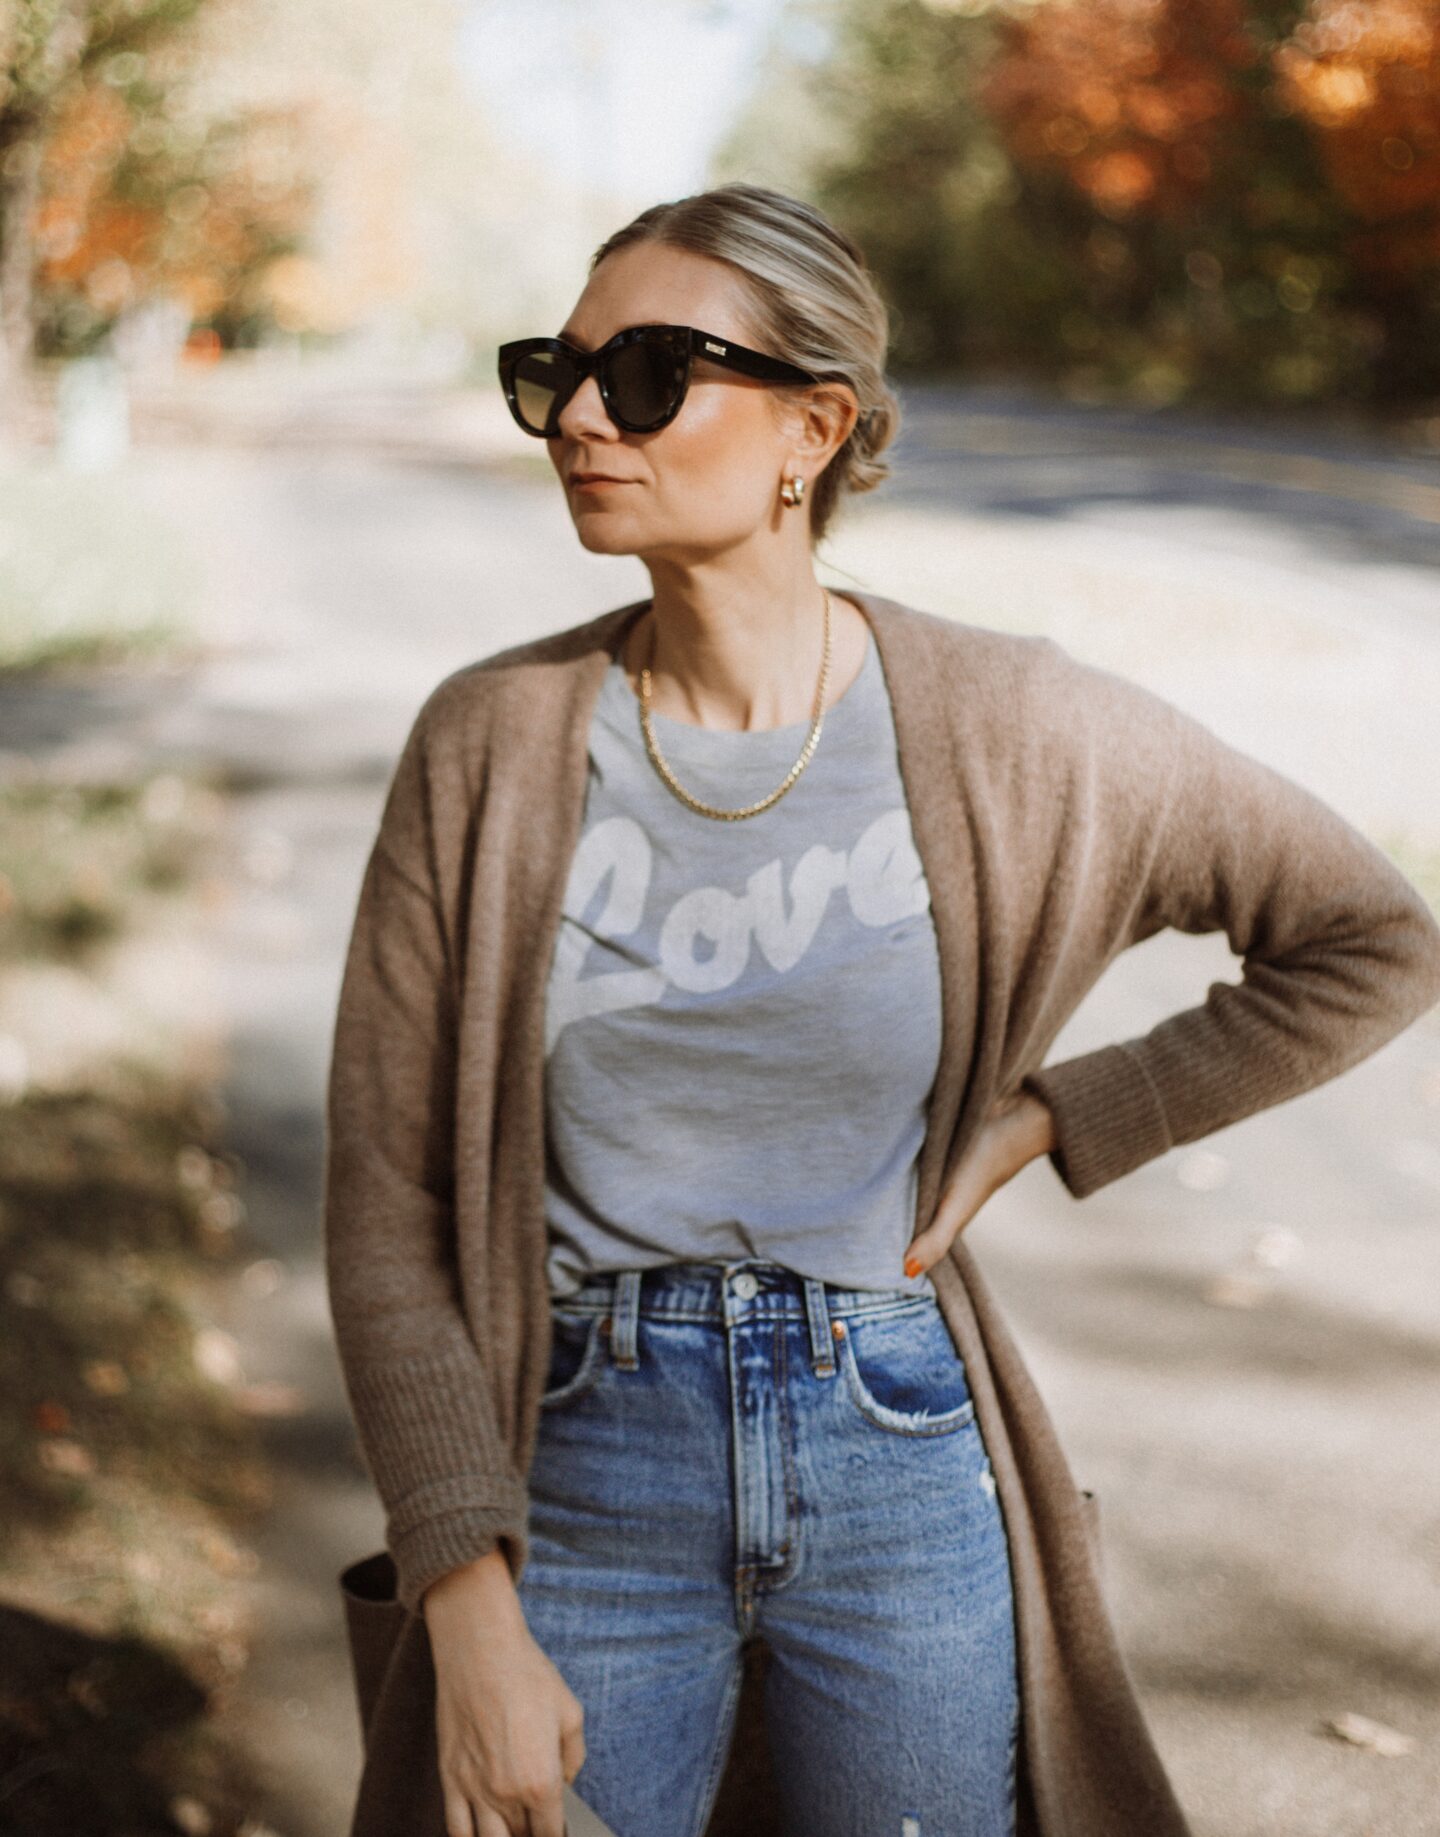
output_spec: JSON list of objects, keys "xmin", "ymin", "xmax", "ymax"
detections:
[{"xmin": 800, "ymin": 381, "xmax": 860, "ymax": 467}]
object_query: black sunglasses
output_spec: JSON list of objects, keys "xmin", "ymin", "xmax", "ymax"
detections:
[{"xmin": 496, "ymin": 322, "xmax": 822, "ymax": 437}]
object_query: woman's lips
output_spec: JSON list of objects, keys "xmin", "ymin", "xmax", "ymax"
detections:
[{"xmin": 573, "ymin": 477, "xmax": 633, "ymax": 492}]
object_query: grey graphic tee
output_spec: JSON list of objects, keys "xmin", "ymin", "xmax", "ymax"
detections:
[{"xmin": 542, "ymin": 620, "xmax": 945, "ymax": 1300}]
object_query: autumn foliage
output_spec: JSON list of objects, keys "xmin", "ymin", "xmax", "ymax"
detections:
[
  {"xmin": 1273, "ymin": 0, "xmax": 1440, "ymax": 280},
  {"xmin": 981, "ymin": 0, "xmax": 1440, "ymax": 273},
  {"xmin": 32, "ymin": 75, "xmax": 313, "ymax": 352},
  {"xmin": 805, "ymin": 0, "xmax": 1440, "ymax": 405},
  {"xmin": 1, "ymin": 0, "xmax": 318, "ymax": 373},
  {"xmin": 980, "ymin": 0, "xmax": 1264, "ymax": 222}
]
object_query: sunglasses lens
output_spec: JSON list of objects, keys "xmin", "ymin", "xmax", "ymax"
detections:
[
  {"xmin": 606, "ymin": 337, "xmax": 683, "ymax": 429},
  {"xmin": 511, "ymin": 349, "xmax": 573, "ymax": 435}
]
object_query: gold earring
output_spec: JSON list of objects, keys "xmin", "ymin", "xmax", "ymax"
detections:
[{"xmin": 780, "ymin": 474, "xmax": 807, "ymax": 507}]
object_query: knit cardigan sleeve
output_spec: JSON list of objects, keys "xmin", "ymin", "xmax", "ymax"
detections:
[
  {"xmin": 323, "ymin": 697, "xmax": 530, "ymax": 1616},
  {"xmin": 1018, "ymin": 644, "xmax": 1440, "ymax": 1200}
]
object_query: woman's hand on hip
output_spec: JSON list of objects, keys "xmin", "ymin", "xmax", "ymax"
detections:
[
  {"xmin": 424, "ymin": 1551, "xmax": 586, "ymax": 1837},
  {"xmin": 901, "ymin": 1088, "xmax": 1057, "ymax": 1279}
]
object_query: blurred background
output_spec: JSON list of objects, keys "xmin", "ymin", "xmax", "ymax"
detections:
[{"xmin": 1, "ymin": 2, "xmax": 1438, "ymax": 1834}]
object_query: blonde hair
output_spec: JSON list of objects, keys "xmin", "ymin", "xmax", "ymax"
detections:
[{"xmin": 589, "ymin": 182, "xmax": 901, "ymax": 545}]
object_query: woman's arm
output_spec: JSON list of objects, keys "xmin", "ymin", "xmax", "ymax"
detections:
[
  {"xmin": 323, "ymin": 699, "xmax": 529, "ymax": 1617},
  {"xmin": 1017, "ymin": 650, "xmax": 1440, "ymax": 1201}
]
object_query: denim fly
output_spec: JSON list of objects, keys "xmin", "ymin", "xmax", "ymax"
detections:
[{"xmin": 515, "ymin": 1257, "xmax": 1021, "ymax": 1837}]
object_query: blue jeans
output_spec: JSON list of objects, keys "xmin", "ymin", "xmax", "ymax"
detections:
[{"xmin": 516, "ymin": 1256, "xmax": 1021, "ymax": 1837}]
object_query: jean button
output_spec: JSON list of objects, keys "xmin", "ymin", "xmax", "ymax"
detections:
[{"xmin": 732, "ymin": 1271, "xmax": 759, "ymax": 1299}]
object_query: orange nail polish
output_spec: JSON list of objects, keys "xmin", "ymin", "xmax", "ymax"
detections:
[{"xmin": 904, "ymin": 1257, "xmax": 922, "ymax": 1278}]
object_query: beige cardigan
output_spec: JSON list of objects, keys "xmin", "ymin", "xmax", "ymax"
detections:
[{"xmin": 324, "ymin": 590, "xmax": 1440, "ymax": 1837}]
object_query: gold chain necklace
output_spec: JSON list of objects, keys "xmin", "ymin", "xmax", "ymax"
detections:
[{"xmin": 637, "ymin": 588, "xmax": 834, "ymax": 822}]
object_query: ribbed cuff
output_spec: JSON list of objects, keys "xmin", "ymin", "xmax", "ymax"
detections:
[
  {"xmin": 1022, "ymin": 1042, "xmax": 1173, "ymax": 1199},
  {"xmin": 340, "ymin": 1342, "xmax": 531, "ymax": 1613},
  {"xmin": 345, "ymin": 1342, "xmax": 516, "ymax": 1505},
  {"xmin": 389, "ymin": 1487, "xmax": 532, "ymax": 1616}
]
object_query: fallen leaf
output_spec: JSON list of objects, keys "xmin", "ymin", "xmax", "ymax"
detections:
[
  {"xmin": 1201, "ymin": 1270, "xmax": 1269, "ymax": 1309},
  {"xmin": 82, "ymin": 1360, "xmax": 129, "ymax": 1396},
  {"xmin": 234, "ymin": 1381, "xmax": 306, "ymax": 1418},
  {"xmin": 176, "ymin": 1145, "xmax": 215, "ymax": 1190},
  {"xmin": 192, "ymin": 1326, "xmax": 243, "ymax": 1384},
  {"xmin": 240, "ymin": 1258, "xmax": 286, "ymax": 1298},
  {"xmin": 168, "ymin": 1794, "xmax": 214, "ymax": 1836},
  {"xmin": 1318, "ymin": 1711, "xmax": 1414, "ymax": 1757},
  {"xmin": 39, "ymin": 1439, "xmax": 95, "ymax": 1476}
]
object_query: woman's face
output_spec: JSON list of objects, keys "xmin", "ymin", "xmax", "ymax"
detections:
[{"xmin": 547, "ymin": 241, "xmax": 833, "ymax": 563}]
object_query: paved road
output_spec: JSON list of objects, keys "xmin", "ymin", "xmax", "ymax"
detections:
[{"xmin": 35, "ymin": 383, "xmax": 1437, "ymax": 1837}]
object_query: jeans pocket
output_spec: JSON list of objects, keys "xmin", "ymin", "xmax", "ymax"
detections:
[
  {"xmin": 836, "ymin": 1300, "xmax": 976, "ymax": 1437},
  {"xmin": 539, "ymin": 1307, "xmax": 608, "ymax": 1410}
]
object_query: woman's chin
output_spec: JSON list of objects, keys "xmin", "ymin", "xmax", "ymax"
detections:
[{"xmin": 573, "ymin": 518, "xmax": 640, "ymax": 554}]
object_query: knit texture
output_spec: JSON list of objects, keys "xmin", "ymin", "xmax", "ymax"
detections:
[{"xmin": 324, "ymin": 591, "xmax": 1440, "ymax": 1837}]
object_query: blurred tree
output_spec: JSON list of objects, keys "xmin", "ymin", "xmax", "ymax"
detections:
[
  {"xmin": 163, "ymin": 0, "xmax": 544, "ymax": 360},
  {"xmin": 717, "ymin": 0, "xmax": 1024, "ymax": 372},
  {"xmin": 0, "ymin": 0, "xmax": 210, "ymax": 429},
  {"xmin": 981, "ymin": 0, "xmax": 1258, "ymax": 222},
  {"xmin": 720, "ymin": 0, "xmax": 1440, "ymax": 409},
  {"xmin": 1273, "ymin": 0, "xmax": 1440, "ymax": 400},
  {"xmin": 31, "ymin": 64, "xmax": 314, "ymax": 359},
  {"xmin": 979, "ymin": 0, "xmax": 1437, "ymax": 404},
  {"xmin": 975, "ymin": 0, "xmax": 1372, "ymax": 405}
]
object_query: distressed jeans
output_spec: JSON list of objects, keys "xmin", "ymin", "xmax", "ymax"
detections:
[{"xmin": 515, "ymin": 1256, "xmax": 1021, "ymax": 1837}]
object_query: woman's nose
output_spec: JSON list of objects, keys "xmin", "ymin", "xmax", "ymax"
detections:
[{"xmin": 556, "ymin": 371, "xmax": 617, "ymax": 440}]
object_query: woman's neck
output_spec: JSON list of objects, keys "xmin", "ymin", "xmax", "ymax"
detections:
[{"xmin": 622, "ymin": 583, "xmax": 872, "ymax": 734}]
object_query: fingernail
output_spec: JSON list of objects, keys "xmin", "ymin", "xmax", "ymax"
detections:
[{"xmin": 904, "ymin": 1257, "xmax": 922, "ymax": 1278}]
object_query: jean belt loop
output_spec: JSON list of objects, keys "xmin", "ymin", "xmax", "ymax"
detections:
[
  {"xmin": 610, "ymin": 1269, "xmax": 642, "ymax": 1370},
  {"xmin": 802, "ymin": 1275, "xmax": 837, "ymax": 1379}
]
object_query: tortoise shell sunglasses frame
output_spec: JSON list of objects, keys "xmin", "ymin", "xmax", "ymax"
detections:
[{"xmin": 496, "ymin": 322, "xmax": 824, "ymax": 438}]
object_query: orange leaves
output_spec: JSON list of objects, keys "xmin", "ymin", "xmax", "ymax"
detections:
[
  {"xmin": 980, "ymin": 0, "xmax": 1258, "ymax": 219},
  {"xmin": 1273, "ymin": 0, "xmax": 1440, "ymax": 268},
  {"xmin": 33, "ymin": 84, "xmax": 149, "ymax": 288},
  {"xmin": 981, "ymin": 0, "xmax": 1440, "ymax": 268}
]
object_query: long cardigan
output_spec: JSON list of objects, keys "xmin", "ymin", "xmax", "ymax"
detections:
[{"xmin": 323, "ymin": 589, "xmax": 1440, "ymax": 1837}]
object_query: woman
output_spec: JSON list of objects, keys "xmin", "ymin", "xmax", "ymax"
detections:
[{"xmin": 324, "ymin": 184, "xmax": 1440, "ymax": 1837}]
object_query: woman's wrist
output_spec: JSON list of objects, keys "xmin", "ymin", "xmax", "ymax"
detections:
[
  {"xmin": 422, "ymin": 1544, "xmax": 525, "ymax": 1632},
  {"xmin": 993, "ymin": 1086, "xmax": 1058, "ymax": 1174},
  {"xmin": 1019, "ymin": 1087, "xmax": 1058, "ymax": 1160}
]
